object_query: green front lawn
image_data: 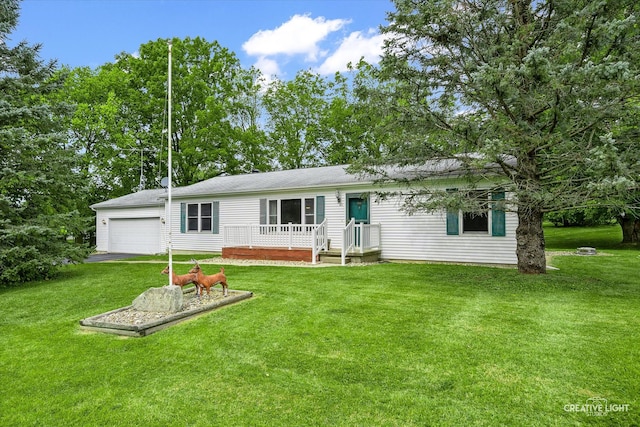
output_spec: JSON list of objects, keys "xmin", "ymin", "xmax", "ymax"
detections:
[
  {"xmin": 544, "ymin": 223, "xmax": 625, "ymax": 250},
  {"xmin": 0, "ymin": 228, "xmax": 638, "ymax": 426}
]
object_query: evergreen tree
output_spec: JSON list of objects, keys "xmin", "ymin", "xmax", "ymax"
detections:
[
  {"xmin": 353, "ymin": 0, "xmax": 640, "ymax": 273},
  {"xmin": 0, "ymin": 0, "xmax": 89, "ymax": 286}
]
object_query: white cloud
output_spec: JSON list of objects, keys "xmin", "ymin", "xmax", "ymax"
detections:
[
  {"xmin": 316, "ymin": 29, "xmax": 387, "ymax": 75},
  {"xmin": 254, "ymin": 56, "xmax": 281, "ymax": 78},
  {"xmin": 243, "ymin": 14, "xmax": 350, "ymax": 63},
  {"xmin": 242, "ymin": 14, "xmax": 391, "ymax": 79}
]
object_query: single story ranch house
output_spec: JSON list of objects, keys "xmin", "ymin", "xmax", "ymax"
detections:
[{"xmin": 91, "ymin": 160, "xmax": 517, "ymax": 265}]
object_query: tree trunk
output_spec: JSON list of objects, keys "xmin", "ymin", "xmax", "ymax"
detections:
[
  {"xmin": 618, "ymin": 216, "xmax": 640, "ymax": 244},
  {"xmin": 516, "ymin": 207, "xmax": 547, "ymax": 274}
]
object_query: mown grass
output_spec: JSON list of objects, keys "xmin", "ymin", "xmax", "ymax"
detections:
[
  {"xmin": 0, "ymin": 227, "xmax": 638, "ymax": 426},
  {"xmin": 544, "ymin": 223, "xmax": 625, "ymax": 250}
]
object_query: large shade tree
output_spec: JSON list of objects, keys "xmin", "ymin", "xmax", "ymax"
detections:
[
  {"xmin": 62, "ymin": 36, "xmax": 270, "ymax": 194},
  {"xmin": 54, "ymin": 65, "xmax": 139, "ymax": 200},
  {"xmin": 354, "ymin": 0, "xmax": 640, "ymax": 273},
  {"xmin": 0, "ymin": 0, "xmax": 89, "ymax": 285},
  {"xmin": 263, "ymin": 70, "xmax": 332, "ymax": 169},
  {"xmin": 114, "ymin": 37, "xmax": 264, "ymax": 186}
]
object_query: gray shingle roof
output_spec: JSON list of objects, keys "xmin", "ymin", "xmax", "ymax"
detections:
[
  {"xmin": 171, "ymin": 164, "xmax": 363, "ymax": 198},
  {"xmin": 168, "ymin": 157, "xmax": 510, "ymax": 199},
  {"xmin": 91, "ymin": 157, "xmax": 510, "ymax": 209},
  {"xmin": 90, "ymin": 188, "xmax": 166, "ymax": 209}
]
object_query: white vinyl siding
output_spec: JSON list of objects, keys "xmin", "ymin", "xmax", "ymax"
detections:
[
  {"xmin": 172, "ymin": 198, "xmax": 229, "ymax": 252},
  {"xmin": 96, "ymin": 181, "xmax": 518, "ymax": 264},
  {"xmin": 371, "ymin": 193, "xmax": 517, "ymax": 265}
]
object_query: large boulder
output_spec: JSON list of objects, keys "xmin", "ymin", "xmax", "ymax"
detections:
[{"xmin": 132, "ymin": 286, "xmax": 183, "ymax": 313}]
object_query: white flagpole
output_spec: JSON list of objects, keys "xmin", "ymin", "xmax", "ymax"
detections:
[{"xmin": 167, "ymin": 40, "xmax": 174, "ymax": 287}]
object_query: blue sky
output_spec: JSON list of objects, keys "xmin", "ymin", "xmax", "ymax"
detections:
[{"xmin": 13, "ymin": 0, "xmax": 394, "ymax": 80}]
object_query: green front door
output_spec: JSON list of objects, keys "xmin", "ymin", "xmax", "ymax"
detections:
[
  {"xmin": 347, "ymin": 194, "xmax": 369, "ymax": 247},
  {"xmin": 347, "ymin": 194, "xmax": 369, "ymax": 224}
]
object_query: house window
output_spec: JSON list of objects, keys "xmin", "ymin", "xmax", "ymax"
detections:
[
  {"xmin": 181, "ymin": 202, "xmax": 219, "ymax": 234},
  {"xmin": 187, "ymin": 204, "xmax": 199, "ymax": 231},
  {"xmin": 268, "ymin": 200, "xmax": 278, "ymax": 225},
  {"xmin": 462, "ymin": 192, "xmax": 488, "ymax": 233},
  {"xmin": 463, "ymin": 212, "xmax": 488, "ymax": 232},
  {"xmin": 305, "ymin": 198, "xmax": 315, "ymax": 225},
  {"xmin": 187, "ymin": 203, "xmax": 212, "ymax": 232},
  {"xmin": 447, "ymin": 190, "xmax": 505, "ymax": 236},
  {"xmin": 260, "ymin": 197, "xmax": 325, "ymax": 226},
  {"xmin": 200, "ymin": 203, "xmax": 212, "ymax": 231},
  {"xmin": 281, "ymin": 199, "xmax": 302, "ymax": 224}
]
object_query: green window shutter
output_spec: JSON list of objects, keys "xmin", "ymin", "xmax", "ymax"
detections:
[
  {"xmin": 491, "ymin": 191, "xmax": 506, "ymax": 237},
  {"xmin": 316, "ymin": 195, "xmax": 325, "ymax": 223},
  {"xmin": 180, "ymin": 203, "xmax": 186, "ymax": 233},
  {"xmin": 259, "ymin": 199, "xmax": 267, "ymax": 225},
  {"xmin": 212, "ymin": 201, "xmax": 219, "ymax": 234},
  {"xmin": 446, "ymin": 209, "xmax": 459, "ymax": 235},
  {"xmin": 446, "ymin": 188, "xmax": 459, "ymax": 235}
]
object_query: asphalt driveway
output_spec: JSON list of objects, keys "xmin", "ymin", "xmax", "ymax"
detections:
[{"xmin": 85, "ymin": 253, "xmax": 141, "ymax": 263}]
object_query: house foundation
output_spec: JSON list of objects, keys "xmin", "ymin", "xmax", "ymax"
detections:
[{"xmin": 222, "ymin": 246, "xmax": 314, "ymax": 262}]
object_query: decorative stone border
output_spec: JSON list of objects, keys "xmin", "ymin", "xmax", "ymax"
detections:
[
  {"xmin": 576, "ymin": 246, "xmax": 597, "ymax": 255},
  {"xmin": 79, "ymin": 289, "xmax": 253, "ymax": 337}
]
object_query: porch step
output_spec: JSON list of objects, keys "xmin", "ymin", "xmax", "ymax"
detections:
[
  {"xmin": 318, "ymin": 248, "xmax": 381, "ymax": 264},
  {"xmin": 319, "ymin": 250, "xmax": 350, "ymax": 264}
]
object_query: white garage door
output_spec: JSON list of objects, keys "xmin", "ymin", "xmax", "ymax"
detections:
[{"xmin": 109, "ymin": 218, "xmax": 161, "ymax": 254}]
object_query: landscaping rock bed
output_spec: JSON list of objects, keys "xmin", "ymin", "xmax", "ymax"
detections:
[{"xmin": 80, "ymin": 288, "xmax": 252, "ymax": 337}]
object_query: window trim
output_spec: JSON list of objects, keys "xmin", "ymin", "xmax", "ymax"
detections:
[
  {"xmin": 462, "ymin": 191, "xmax": 489, "ymax": 234},
  {"xmin": 261, "ymin": 197, "xmax": 323, "ymax": 225},
  {"xmin": 181, "ymin": 201, "xmax": 219, "ymax": 234},
  {"xmin": 187, "ymin": 203, "xmax": 200, "ymax": 232},
  {"xmin": 446, "ymin": 190, "xmax": 506, "ymax": 237}
]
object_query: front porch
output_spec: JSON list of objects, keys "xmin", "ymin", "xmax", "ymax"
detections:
[{"xmin": 222, "ymin": 221, "xmax": 381, "ymax": 264}]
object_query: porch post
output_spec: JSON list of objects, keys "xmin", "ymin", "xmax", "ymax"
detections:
[{"xmin": 312, "ymin": 226, "xmax": 317, "ymax": 265}]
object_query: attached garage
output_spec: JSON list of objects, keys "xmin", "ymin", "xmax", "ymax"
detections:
[
  {"xmin": 91, "ymin": 189, "xmax": 167, "ymax": 255},
  {"xmin": 108, "ymin": 218, "xmax": 161, "ymax": 254}
]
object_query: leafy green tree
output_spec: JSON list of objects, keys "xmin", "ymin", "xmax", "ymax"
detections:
[
  {"xmin": 54, "ymin": 65, "xmax": 141, "ymax": 200},
  {"xmin": 59, "ymin": 37, "xmax": 271, "ymax": 199},
  {"xmin": 0, "ymin": 0, "xmax": 89, "ymax": 285},
  {"xmin": 263, "ymin": 70, "xmax": 332, "ymax": 169},
  {"xmin": 115, "ymin": 37, "xmax": 267, "ymax": 186},
  {"xmin": 344, "ymin": 60, "xmax": 403, "ymax": 162},
  {"xmin": 263, "ymin": 67, "xmax": 390, "ymax": 169},
  {"xmin": 545, "ymin": 208, "xmax": 614, "ymax": 227},
  {"xmin": 354, "ymin": 0, "xmax": 640, "ymax": 273},
  {"xmin": 321, "ymin": 69, "xmax": 388, "ymax": 164},
  {"xmin": 198, "ymin": 65, "xmax": 271, "ymax": 174}
]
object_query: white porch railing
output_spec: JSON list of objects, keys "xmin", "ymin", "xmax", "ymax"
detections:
[
  {"xmin": 224, "ymin": 223, "xmax": 318, "ymax": 249},
  {"xmin": 224, "ymin": 219, "xmax": 380, "ymax": 265},
  {"xmin": 342, "ymin": 218, "xmax": 356, "ymax": 265},
  {"xmin": 311, "ymin": 219, "xmax": 328, "ymax": 265},
  {"xmin": 341, "ymin": 219, "xmax": 382, "ymax": 265},
  {"xmin": 358, "ymin": 223, "xmax": 381, "ymax": 252},
  {"xmin": 224, "ymin": 221, "xmax": 328, "ymax": 263}
]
